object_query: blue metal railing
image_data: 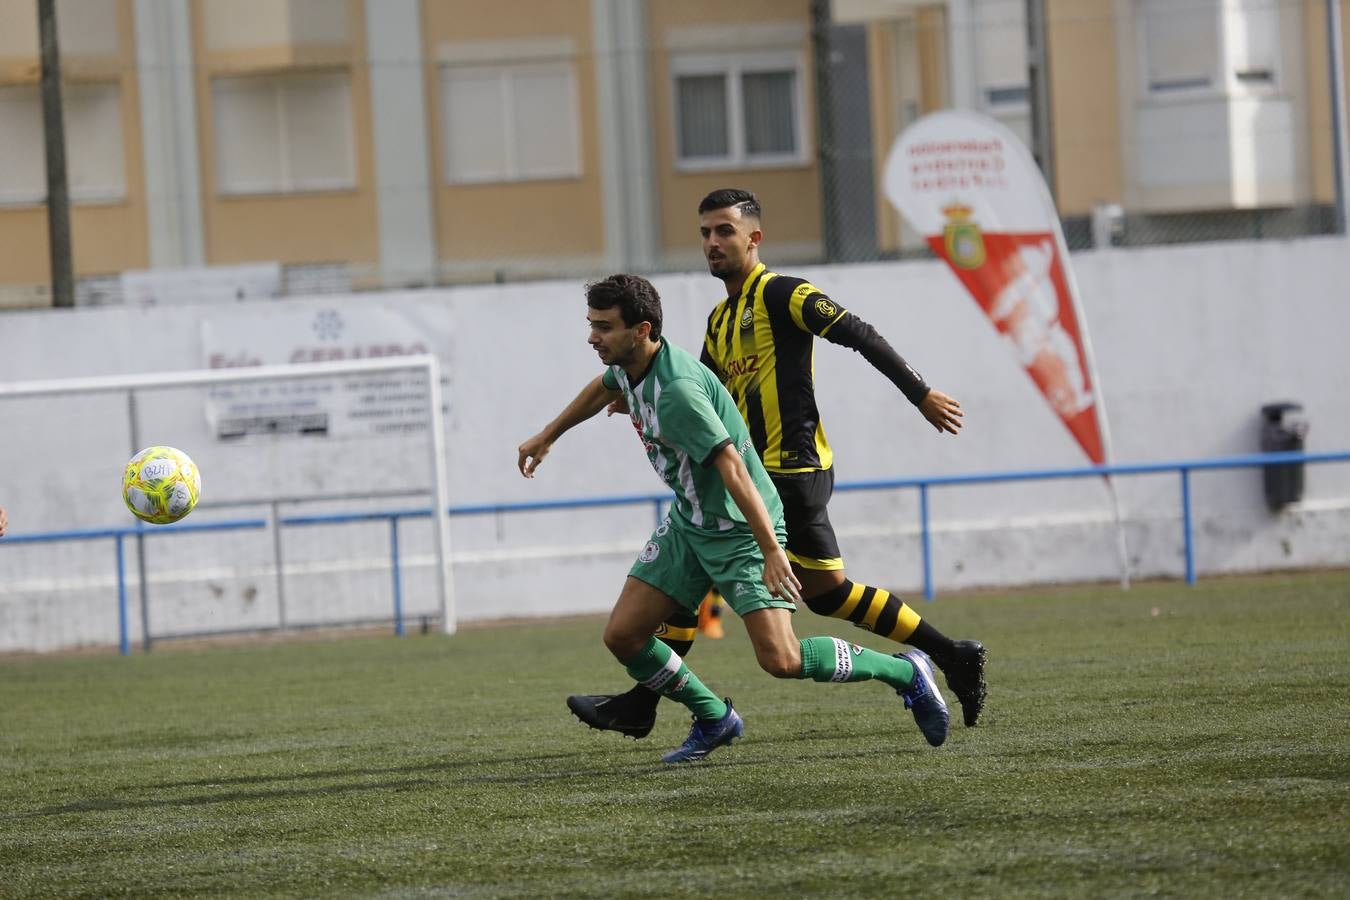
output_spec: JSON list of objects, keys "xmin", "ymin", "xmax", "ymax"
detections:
[
  {"xmin": 1, "ymin": 518, "xmax": 270, "ymax": 656},
  {"xmin": 829, "ymin": 449, "xmax": 1350, "ymax": 597},
  {"xmin": 2, "ymin": 449, "xmax": 1346, "ymax": 654}
]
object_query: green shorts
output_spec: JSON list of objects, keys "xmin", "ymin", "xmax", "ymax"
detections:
[{"xmin": 627, "ymin": 515, "xmax": 795, "ymax": 618}]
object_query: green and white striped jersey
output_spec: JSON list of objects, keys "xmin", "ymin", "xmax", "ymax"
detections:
[{"xmin": 603, "ymin": 340, "xmax": 784, "ymax": 532}]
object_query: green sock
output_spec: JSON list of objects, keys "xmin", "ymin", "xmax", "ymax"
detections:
[
  {"xmin": 622, "ymin": 637, "xmax": 726, "ymax": 721},
  {"xmin": 798, "ymin": 636, "xmax": 915, "ymax": 690}
]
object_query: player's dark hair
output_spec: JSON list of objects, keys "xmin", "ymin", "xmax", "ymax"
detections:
[
  {"xmin": 586, "ymin": 273, "xmax": 663, "ymax": 341},
  {"xmin": 698, "ymin": 188, "xmax": 761, "ymax": 222}
]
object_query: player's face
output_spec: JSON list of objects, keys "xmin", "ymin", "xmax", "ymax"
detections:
[
  {"xmin": 700, "ymin": 207, "xmax": 760, "ymax": 279},
  {"xmin": 587, "ymin": 306, "xmax": 643, "ymax": 366}
]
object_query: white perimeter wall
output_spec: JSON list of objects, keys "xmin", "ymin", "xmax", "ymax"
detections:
[{"xmin": 1, "ymin": 236, "xmax": 1347, "ymax": 651}]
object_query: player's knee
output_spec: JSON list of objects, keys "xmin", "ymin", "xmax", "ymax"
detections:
[
  {"xmin": 755, "ymin": 645, "xmax": 802, "ymax": 679},
  {"xmin": 602, "ymin": 623, "xmax": 645, "ymax": 661}
]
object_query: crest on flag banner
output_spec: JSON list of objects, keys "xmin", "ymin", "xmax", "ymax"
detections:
[
  {"xmin": 942, "ymin": 204, "xmax": 986, "ymax": 270},
  {"xmin": 883, "ymin": 110, "xmax": 1106, "ymax": 466}
]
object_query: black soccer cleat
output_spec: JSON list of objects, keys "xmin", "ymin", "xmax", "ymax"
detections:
[
  {"xmin": 937, "ymin": 640, "xmax": 987, "ymax": 727},
  {"xmin": 566, "ymin": 693, "xmax": 658, "ymax": 740}
]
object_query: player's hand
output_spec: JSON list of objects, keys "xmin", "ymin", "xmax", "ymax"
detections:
[
  {"xmin": 919, "ymin": 389, "xmax": 963, "ymax": 435},
  {"xmin": 762, "ymin": 546, "xmax": 801, "ymax": 604},
  {"xmin": 606, "ymin": 396, "xmax": 629, "ymax": 417},
  {"xmin": 517, "ymin": 433, "xmax": 552, "ymax": 478},
  {"xmin": 0, "ymin": 506, "xmax": 7, "ymax": 538}
]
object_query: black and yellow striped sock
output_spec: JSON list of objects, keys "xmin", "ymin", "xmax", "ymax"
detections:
[
  {"xmin": 804, "ymin": 579, "xmax": 956, "ymax": 663},
  {"xmin": 653, "ymin": 610, "xmax": 700, "ymax": 658},
  {"xmin": 617, "ymin": 610, "xmax": 699, "ymax": 710}
]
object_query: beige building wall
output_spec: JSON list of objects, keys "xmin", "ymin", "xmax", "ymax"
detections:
[
  {"xmin": 868, "ymin": 22, "xmax": 901, "ymax": 253},
  {"xmin": 868, "ymin": 5, "xmax": 948, "ymax": 254},
  {"xmin": 4, "ymin": 0, "xmax": 1346, "ymax": 303},
  {"xmin": 1304, "ymin": 0, "xmax": 1350, "ymax": 203},
  {"xmin": 420, "ymin": 0, "xmax": 604, "ymax": 265},
  {"xmin": 913, "ymin": 6, "xmax": 947, "ymax": 116},
  {"xmin": 0, "ymin": 0, "xmax": 148, "ymax": 294},
  {"xmin": 191, "ymin": 0, "xmax": 378, "ymax": 268},
  {"xmin": 646, "ymin": 0, "xmax": 822, "ymax": 261},
  {"xmin": 1046, "ymin": 0, "xmax": 1123, "ymax": 216}
]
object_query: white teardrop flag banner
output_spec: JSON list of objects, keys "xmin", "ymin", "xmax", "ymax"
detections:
[{"xmin": 883, "ymin": 110, "xmax": 1107, "ymax": 466}]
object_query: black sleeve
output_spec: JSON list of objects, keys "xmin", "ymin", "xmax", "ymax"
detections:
[{"xmin": 822, "ymin": 312, "xmax": 931, "ymax": 406}]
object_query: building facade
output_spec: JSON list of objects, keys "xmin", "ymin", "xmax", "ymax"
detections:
[{"xmin": 0, "ymin": 0, "xmax": 1346, "ymax": 306}]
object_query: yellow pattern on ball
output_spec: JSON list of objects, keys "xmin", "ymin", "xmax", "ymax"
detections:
[{"xmin": 122, "ymin": 446, "xmax": 202, "ymax": 525}]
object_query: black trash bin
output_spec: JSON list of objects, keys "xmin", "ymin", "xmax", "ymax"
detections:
[{"xmin": 1260, "ymin": 402, "xmax": 1309, "ymax": 511}]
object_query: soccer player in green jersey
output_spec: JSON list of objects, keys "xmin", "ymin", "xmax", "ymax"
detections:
[
  {"xmin": 518, "ymin": 274, "xmax": 950, "ymax": 762},
  {"xmin": 568, "ymin": 189, "xmax": 986, "ymax": 740}
]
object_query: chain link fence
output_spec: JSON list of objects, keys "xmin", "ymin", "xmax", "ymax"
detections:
[{"xmin": 1, "ymin": 1, "xmax": 1344, "ymax": 307}]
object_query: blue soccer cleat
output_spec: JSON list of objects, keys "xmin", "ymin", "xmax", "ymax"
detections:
[
  {"xmin": 661, "ymin": 700, "xmax": 744, "ymax": 763},
  {"xmin": 896, "ymin": 649, "xmax": 950, "ymax": 747}
]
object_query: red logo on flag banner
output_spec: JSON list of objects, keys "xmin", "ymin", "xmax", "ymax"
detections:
[{"xmin": 884, "ymin": 112, "xmax": 1107, "ymax": 465}]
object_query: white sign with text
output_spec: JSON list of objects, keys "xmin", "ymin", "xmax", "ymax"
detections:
[{"xmin": 201, "ymin": 306, "xmax": 432, "ymax": 439}]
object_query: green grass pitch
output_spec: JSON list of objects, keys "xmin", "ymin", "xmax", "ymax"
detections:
[{"xmin": 2, "ymin": 571, "xmax": 1347, "ymax": 898}]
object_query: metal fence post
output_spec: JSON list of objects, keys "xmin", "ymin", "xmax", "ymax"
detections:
[
  {"xmin": 1180, "ymin": 467, "xmax": 1196, "ymax": 585},
  {"xmin": 115, "ymin": 533, "xmax": 130, "ymax": 656},
  {"xmin": 390, "ymin": 515, "xmax": 405, "ymax": 637},
  {"xmin": 920, "ymin": 482, "xmax": 934, "ymax": 600},
  {"xmin": 271, "ymin": 500, "xmax": 288, "ymax": 629},
  {"xmin": 1328, "ymin": 0, "xmax": 1350, "ymax": 234}
]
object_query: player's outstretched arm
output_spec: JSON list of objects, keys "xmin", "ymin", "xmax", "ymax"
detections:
[
  {"xmin": 518, "ymin": 375, "xmax": 621, "ymax": 478},
  {"xmin": 711, "ymin": 446, "xmax": 801, "ymax": 603},
  {"xmin": 821, "ymin": 312, "xmax": 931, "ymax": 402},
  {"xmin": 820, "ymin": 310, "xmax": 961, "ymax": 435},
  {"xmin": 918, "ymin": 388, "xmax": 963, "ymax": 435}
]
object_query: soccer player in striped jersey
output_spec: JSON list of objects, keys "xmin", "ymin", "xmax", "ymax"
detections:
[
  {"xmin": 567, "ymin": 189, "xmax": 986, "ymax": 738},
  {"xmin": 518, "ymin": 274, "xmax": 950, "ymax": 761}
]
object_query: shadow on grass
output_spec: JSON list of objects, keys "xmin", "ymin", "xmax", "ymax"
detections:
[
  {"xmin": 138, "ymin": 718, "xmax": 912, "ymax": 791},
  {"xmin": 15, "ymin": 730, "xmax": 925, "ymax": 819}
]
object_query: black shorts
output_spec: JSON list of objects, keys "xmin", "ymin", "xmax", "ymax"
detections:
[{"xmin": 769, "ymin": 469, "xmax": 844, "ymax": 571}]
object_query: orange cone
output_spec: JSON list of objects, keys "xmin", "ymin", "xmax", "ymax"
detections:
[{"xmin": 698, "ymin": 589, "xmax": 725, "ymax": 639}]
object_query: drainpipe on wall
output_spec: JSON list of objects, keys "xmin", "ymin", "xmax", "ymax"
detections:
[{"xmin": 38, "ymin": 0, "xmax": 74, "ymax": 308}]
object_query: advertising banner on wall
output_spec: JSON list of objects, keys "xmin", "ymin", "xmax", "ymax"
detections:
[
  {"xmin": 882, "ymin": 109, "xmax": 1107, "ymax": 466},
  {"xmin": 201, "ymin": 306, "xmax": 432, "ymax": 439}
]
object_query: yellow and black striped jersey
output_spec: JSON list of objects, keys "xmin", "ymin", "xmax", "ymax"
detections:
[
  {"xmin": 700, "ymin": 263, "xmax": 847, "ymax": 474},
  {"xmin": 700, "ymin": 262, "xmax": 930, "ymax": 475}
]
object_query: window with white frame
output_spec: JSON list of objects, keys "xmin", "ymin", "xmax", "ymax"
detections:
[
  {"xmin": 1224, "ymin": 0, "xmax": 1280, "ymax": 90},
  {"xmin": 0, "ymin": 81, "xmax": 125, "ymax": 205},
  {"xmin": 975, "ymin": 0, "xmax": 1029, "ymax": 110},
  {"xmin": 1139, "ymin": 0, "xmax": 1280, "ymax": 96},
  {"xmin": 212, "ymin": 70, "xmax": 355, "ymax": 195},
  {"xmin": 671, "ymin": 50, "xmax": 806, "ymax": 169},
  {"xmin": 440, "ymin": 62, "xmax": 581, "ymax": 184},
  {"xmin": 1140, "ymin": 0, "xmax": 1220, "ymax": 93}
]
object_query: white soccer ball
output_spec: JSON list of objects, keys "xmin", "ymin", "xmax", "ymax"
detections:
[{"xmin": 122, "ymin": 446, "xmax": 201, "ymax": 525}]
